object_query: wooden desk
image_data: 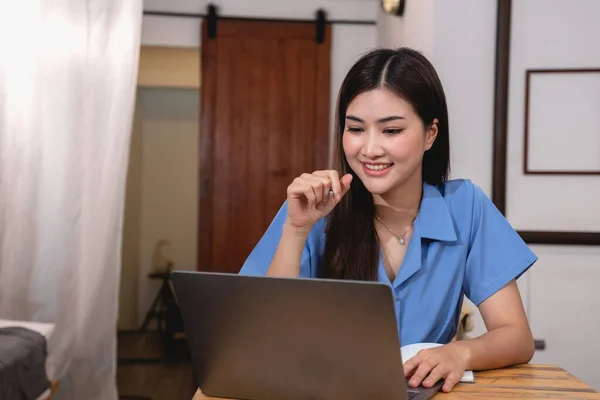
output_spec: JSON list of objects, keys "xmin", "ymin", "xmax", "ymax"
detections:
[{"xmin": 192, "ymin": 364, "xmax": 600, "ymax": 400}]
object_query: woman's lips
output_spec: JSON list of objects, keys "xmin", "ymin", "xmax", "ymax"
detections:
[{"xmin": 361, "ymin": 162, "xmax": 393, "ymax": 177}]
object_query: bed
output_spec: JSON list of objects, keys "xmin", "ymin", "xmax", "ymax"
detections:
[{"xmin": 0, "ymin": 319, "xmax": 59, "ymax": 400}]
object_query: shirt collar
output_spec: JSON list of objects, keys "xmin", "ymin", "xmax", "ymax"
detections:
[{"xmin": 416, "ymin": 182, "xmax": 457, "ymax": 242}]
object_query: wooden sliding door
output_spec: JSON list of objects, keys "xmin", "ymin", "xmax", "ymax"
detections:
[{"xmin": 198, "ymin": 18, "xmax": 331, "ymax": 273}]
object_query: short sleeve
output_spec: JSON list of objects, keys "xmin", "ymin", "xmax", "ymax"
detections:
[
  {"xmin": 463, "ymin": 183, "xmax": 538, "ymax": 306},
  {"xmin": 238, "ymin": 201, "xmax": 323, "ymax": 278}
]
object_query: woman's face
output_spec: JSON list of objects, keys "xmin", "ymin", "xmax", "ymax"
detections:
[{"xmin": 342, "ymin": 88, "xmax": 438, "ymax": 195}]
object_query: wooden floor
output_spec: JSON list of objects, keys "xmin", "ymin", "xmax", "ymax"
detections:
[
  {"xmin": 118, "ymin": 362, "xmax": 195, "ymax": 400},
  {"xmin": 117, "ymin": 331, "xmax": 195, "ymax": 400}
]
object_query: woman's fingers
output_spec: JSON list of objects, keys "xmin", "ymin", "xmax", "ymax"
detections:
[
  {"xmin": 313, "ymin": 170, "xmax": 353, "ymax": 202},
  {"xmin": 301, "ymin": 174, "xmax": 328, "ymax": 206},
  {"xmin": 313, "ymin": 170, "xmax": 340, "ymax": 199},
  {"xmin": 403, "ymin": 345, "xmax": 466, "ymax": 393},
  {"xmin": 339, "ymin": 173, "xmax": 353, "ymax": 196},
  {"xmin": 422, "ymin": 365, "xmax": 447, "ymax": 388},
  {"xmin": 441, "ymin": 372, "xmax": 462, "ymax": 393},
  {"xmin": 288, "ymin": 171, "xmax": 352, "ymax": 211},
  {"xmin": 287, "ymin": 179, "xmax": 317, "ymax": 206},
  {"xmin": 406, "ymin": 351, "xmax": 436, "ymax": 388}
]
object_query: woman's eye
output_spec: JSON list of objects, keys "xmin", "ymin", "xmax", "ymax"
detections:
[
  {"xmin": 347, "ymin": 127, "xmax": 363, "ymax": 133},
  {"xmin": 384, "ymin": 128, "xmax": 403, "ymax": 135}
]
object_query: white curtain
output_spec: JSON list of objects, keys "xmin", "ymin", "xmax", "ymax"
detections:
[{"xmin": 0, "ymin": 1, "xmax": 142, "ymax": 399}]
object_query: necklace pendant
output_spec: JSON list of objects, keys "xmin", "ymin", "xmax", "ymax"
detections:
[{"xmin": 398, "ymin": 237, "xmax": 405, "ymax": 245}]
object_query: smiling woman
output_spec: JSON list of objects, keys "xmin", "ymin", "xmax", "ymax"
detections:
[
  {"xmin": 238, "ymin": 47, "xmax": 538, "ymax": 393},
  {"xmin": 324, "ymin": 48, "xmax": 450, "ymax": 283}
]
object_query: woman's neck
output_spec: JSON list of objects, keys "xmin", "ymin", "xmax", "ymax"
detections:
[{"xmin": 372, "ymin": 174, "xmax": 423, "ymax": 227}]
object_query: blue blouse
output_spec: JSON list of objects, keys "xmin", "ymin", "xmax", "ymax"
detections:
[{"xmin": 239, "ymin": 179, "xmax": 538, "ymax": 346}]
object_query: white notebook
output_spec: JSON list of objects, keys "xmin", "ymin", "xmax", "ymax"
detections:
[{"xmin": 401, "ymin": 342, "xmax": 476, "ymax": 383}]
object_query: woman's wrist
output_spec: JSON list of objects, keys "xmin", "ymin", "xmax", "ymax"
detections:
[
  {"xmin": 447, "ymin": 340, "xmax": 473, "ymax": 370},
  {"xmin": 283, "ymin": 220, "xmax": 314, "ymax": 238}
]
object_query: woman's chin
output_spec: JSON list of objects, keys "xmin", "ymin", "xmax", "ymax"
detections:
[
  {"xmin": 351, "ymin": 168, "xmax": 405, "ymax": 195},
  {"xmin": 361, "ymin": 180, "xmax": 393, "ymax": 195}
]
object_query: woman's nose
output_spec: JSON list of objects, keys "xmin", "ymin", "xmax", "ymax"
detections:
[{"xmin": 362, "ymin": 131, "xmax": 384, "ymax": 158}]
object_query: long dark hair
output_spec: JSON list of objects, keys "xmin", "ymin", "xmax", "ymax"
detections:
[{"xmin": 320, "ymin": 47, "xmax": 450, "ymax": 281}]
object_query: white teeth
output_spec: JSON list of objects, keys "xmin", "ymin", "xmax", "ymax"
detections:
[{"xmin": 365, "ymin": 163, "xmax": 392, "ymax": 171}]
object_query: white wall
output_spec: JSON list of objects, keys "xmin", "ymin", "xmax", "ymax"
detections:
[
  {"xmin": 144, "ymin": 0, "xmax": 377, "ymax": 21},
  {"xmin": 141, "ymin": 15, "xmax": 200, "ymax": 48},
  {"xmin": 527, "ymin": 245, "xmax": 600, "ymax": 389}
]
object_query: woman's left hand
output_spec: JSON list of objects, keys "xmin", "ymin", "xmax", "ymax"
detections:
[{"xmin": 403, "ymin": 342, "xmax": 468, "ymax": 393}]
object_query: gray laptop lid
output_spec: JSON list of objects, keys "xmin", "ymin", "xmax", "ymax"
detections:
[{"xmin": 171, "ymin": 271, "xmax": 439, "ymax": 400}]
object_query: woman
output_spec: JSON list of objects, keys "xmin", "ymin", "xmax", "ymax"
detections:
[{"xmin": 239, "ymin": 47, "xmax": 537, "ymax": 393}]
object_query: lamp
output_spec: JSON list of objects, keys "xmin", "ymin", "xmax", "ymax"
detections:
[{"xmin": 381, "ymin": 0, "xmax": 406, "ymax": 16}]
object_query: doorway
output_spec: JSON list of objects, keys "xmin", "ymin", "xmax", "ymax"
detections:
[{"xmin": 117, "ymin": 45, "xmax": 200, "ymax": 400}]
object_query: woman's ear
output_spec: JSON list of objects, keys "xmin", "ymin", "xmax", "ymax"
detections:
[{"xmin": 424, "ymin": 118, "xmax": 439, "ymax": 151}]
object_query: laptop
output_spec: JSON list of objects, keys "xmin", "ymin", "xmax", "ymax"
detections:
[{"xmin": 171, "ymin": 271, "xmax": 442, "ymax": 400}]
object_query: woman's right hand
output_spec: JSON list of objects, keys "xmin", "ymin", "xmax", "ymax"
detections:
[{"xmin": 285, "ymin": 170, "xmax": 353, "ymax": 230}]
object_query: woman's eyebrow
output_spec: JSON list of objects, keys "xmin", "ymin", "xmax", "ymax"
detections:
[
  {"xmin": 345, "ymin": 115, "xmax": 405, "ymax": 123},
  {"xmin": 377, "ymin": 115, "xmax": 405, "ymax": 123},
  {"xmin": 345, "ymin": 115, "xmax": 364, "ymax": 123}
]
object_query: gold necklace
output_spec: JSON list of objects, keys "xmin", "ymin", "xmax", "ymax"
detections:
[{"xmin": 374, "ymin": 213, "xmax": 416, "ymax": 245}]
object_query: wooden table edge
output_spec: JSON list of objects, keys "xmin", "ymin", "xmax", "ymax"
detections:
[{"xmin": 191, "ymin": 364, "xmax": 600, "ymax": 399}]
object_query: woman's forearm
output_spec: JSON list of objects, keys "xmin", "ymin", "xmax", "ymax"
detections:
[
  {"xmin": 451, "ymin": 325, "xmax": 535, "ymax": 371},
  {"xmin": 265, "ymin": 223, "xmax": 311, "ymax": 277}
]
